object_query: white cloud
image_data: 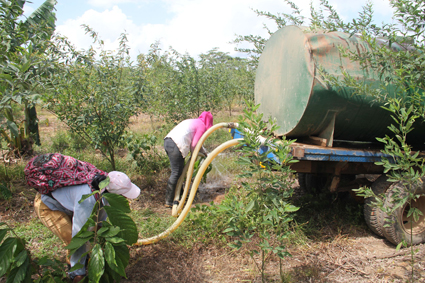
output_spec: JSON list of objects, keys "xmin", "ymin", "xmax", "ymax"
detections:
[
  {"xmin": 56, "ymin": 6, "xmax": 137, "ymax": 51},
  {"xmin": 56, "ymin": 0, "xmax": 394, "ymax": 59},
  {"xmin": 88, "ymin": 0, "xmax": 139, "ymax": 8}
]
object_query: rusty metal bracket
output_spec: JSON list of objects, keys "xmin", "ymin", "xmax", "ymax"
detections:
[
  {"xmin": 329, "ymin": 162, "xmax": 348, "ymax": 192},
  {"xmin": 292, "ymin": 147, "xmax": 305, "ymax": 158},
  {"xmin": 318, "ymin": 111, "xmax": 337, "ymax": 147}
]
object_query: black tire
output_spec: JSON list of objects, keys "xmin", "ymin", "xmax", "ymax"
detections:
[
  {"xmin": 382, "ymin": 182, "xmax": 425, "ymax": 246},
  {"xmin": 363, "ymin": 175, "xmax": 392, "ymax": 237}
]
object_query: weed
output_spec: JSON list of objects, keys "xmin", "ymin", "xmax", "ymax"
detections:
[
  {"xmin": 51, "ymin": 130, "xmax": 90, "ymax": 153},
  {"xmin": 50, "ymin": 131, "xmax": 70, "ymax": 152},
  {"xmin": 13, "ymin": 219, "xmax": 64, "ymax": 260},
  {"xmin": 132, "ymin": 209, "xmax": 175, "ymax": 239},
  {"xmin": 127, "ymin": 133, "xmax": 169, "ymax": 175},
  {"xmin": 293, "ymin": 190, "xmax": 366, "ymax": 241}
]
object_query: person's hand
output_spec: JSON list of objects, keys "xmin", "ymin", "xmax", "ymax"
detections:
[
  {"xmin": 91, "ymin": 174, "xmax": 107, "ymax": 191},
  {"xmin": 73, "ymin": 275, "xmax": 85, "ymax": 283}
]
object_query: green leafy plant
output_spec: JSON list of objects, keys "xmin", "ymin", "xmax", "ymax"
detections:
[
  {"xmin": 0, "ymin": 0, "xmax": 58, "ymax": 157},
  {"xmin": 191, "ymin": 155, "xmax": 212, "ymax": 184},
  {"xmin": 127, "ymin": 133, "xmax": 169, "ymax": 175},
  {"xmin": 139, "ymin": 44, "xmax": 254, "ymax": 123},
  {"xmin": 0, "ymin": 222, "xmax": 69, "ymax": 283},
  {"xmin": 66, "ymin": 177, "xmax": 138, "ymax": 283},
  {"xmin": 43, "ymin": 26, "xmax": 143, "ymax": 170},
  {"xmin": 0, "ymin": 181, "xmax": 12, "ymax": 200},
  {"xmin": 219, "ymin": 102, "xmax": 299, "ymax": 282},
  {"xmin": 198, "ymin": 49, "xmax": 255, "ymax": 115},
  {"xmin": 354, "ymin": 99, "xmax": 425, "ymax": 281}
]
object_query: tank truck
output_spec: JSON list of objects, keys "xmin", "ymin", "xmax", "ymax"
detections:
[{"xmin": 232, "ymin": 25, "xmax": 425, "ymax": 246}]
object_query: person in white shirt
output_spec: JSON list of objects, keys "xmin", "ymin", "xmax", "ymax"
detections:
[
  {"xmin": 163, "ymin": 111, "xmax": 213, "ymax": 207},
  {"xmin": 33, "ymin": 171, "xmax": 140, "ymax": 283}
]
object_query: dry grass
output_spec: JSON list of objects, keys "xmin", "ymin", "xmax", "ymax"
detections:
[{"xmin": 3, "ymin": 107, "xmax": 425, "ymax": 283}]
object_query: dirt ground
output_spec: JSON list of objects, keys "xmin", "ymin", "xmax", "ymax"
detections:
[
  {"xmin": 1, "ymin": 111, "xmax": 425, "ymax": 282},
  {"xmin": 2, "ymin": 173, "xmax": 425, "ymax": 283},
  {"xmin": 122, "ymin": 176, "xmax": 425, "ymax": 283}
]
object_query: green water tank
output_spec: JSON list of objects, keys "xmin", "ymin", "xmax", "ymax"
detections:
[{"xmin": 255, "ymin": 25, "xmax": 423, "ymax": 146}]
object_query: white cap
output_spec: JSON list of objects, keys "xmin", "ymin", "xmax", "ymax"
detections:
[{"xmin": 106, "ymin": 171, "xmax": 140, "ymax": 199}]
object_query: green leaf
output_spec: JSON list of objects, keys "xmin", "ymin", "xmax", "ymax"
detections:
[
  {"xmin": 105, "ymin": 237, "xmax": 125, "ymax": 245},
  {"xmin": 245, "ymin": 200, "xmax": 255, "ymax": 213},
  {"xmin": 113, "ymin": 245, "xmax": 129, "ymax": 277},
  {"xmin": 284, "ymin": 204, "xmax": 300, "ymax": 213},
  {"xmin": 104, "ymin": 266, "xmax": 121, "ymax": 283},
  {"xmin": 103, "ymin": 206, "xmax": 138, "ymax": 245},
  {"xmin": 104, "ymin": 242, "xmax": 117, "ymax": 266},
  {"xmin": 69, "ymin": 263, "xmax": 85, "ymax": 272},
  {"xmin": 102, "ymin": 193, "xmax": 131, "ymax": 213},
  {"xmin": 78, "ymin": 192, "xmax": 97, "ymax": 204},
  {"xmin": 0, "ymin": 74, "xmax": 13, "ymax": 81},
  {"xmin": 96, "ymin": 227, "xmax": 109, "ymax": 236},
  {"xmin": 0, "ymin": 229, "xmax": 9, "ymax": 243},
  {"xmin": 228, "ymin": 241, "xmax": 242, "ymax": 250},
  {"xmin": 88, "ymin": 244, "xmax": 105, "ymax": 283},
  {"xmin": 76, "ymin": 231, "xmax": 94, "ymax": 239},
  {"xmin": 222, "ymin": 227, "xmax": 234, "ymax": 234},
  {"xmin": 65, "ymin": 237, "xmax": 89, "ymax": 251},
  {"xmin": 6, "ymin": 121, "xmax": 19, "ymax": 138},
  {"xmin": 14, "ymin": 250, "xmax": 28, "ymax": 267},
  {"xmin": 99, "ymin": 226, "xmax": 120, "ymax": 238},
  {"xmin": 104, "ymin": 242, "xmax": 120, "ymax": 276},
  {"xmin": 6, "ymin": 255, "xmax": 30, "ymax": 283},
  {"xmin": 99, "ymin": 177, "xmax": 110, "ymax": 190},
  {"xmin": 0, "ymin": 238, "xmax": 18, "ymax": 277}
]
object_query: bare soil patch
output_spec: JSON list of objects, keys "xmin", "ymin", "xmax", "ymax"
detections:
[
  {"xmin": 121, "ymin": 178, "xmax": 425, "ymax": 283},
  {"xmin": 2, "ymin": 165, "xmax": 425, "ymax": 282},
  {"xmin": 2, "ymin": 109, "xmax": 425, "ymax": 282}
]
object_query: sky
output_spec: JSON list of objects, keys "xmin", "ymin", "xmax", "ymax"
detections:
[{"xmin": 23, "ymin": 0, "xmax": 396, "ymax": 59}]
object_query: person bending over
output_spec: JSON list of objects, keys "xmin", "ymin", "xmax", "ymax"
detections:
[
  {"xmin": 26, "ymin": 154, "xmax": 140, "ymax": 283},
  {"xmin": 163, "ymin": 111, "xmax": 213, "ymax": 207}
]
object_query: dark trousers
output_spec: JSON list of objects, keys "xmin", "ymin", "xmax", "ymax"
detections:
[{"xmin": 164, "ymin": 138, "xmax": 185, "ymax": 198}]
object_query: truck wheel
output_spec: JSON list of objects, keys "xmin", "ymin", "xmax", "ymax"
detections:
[
  {"xmin": 364, "ymin": 175, "xmax": 392, "ymax": 237},
  {"xmin": 382, "ymin": 182, "xmax": 425, "ymax": 246}
]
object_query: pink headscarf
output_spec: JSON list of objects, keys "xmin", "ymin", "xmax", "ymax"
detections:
[{"xmin": 198, "ymin": 111, "xmax": 213, "ymax": 129}]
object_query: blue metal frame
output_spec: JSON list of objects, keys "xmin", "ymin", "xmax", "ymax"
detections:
[{"xmin": 231, "ymin": 128, "xmax": 393, "ymax": 164}]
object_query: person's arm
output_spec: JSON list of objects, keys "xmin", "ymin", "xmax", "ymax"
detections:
[
  {"xmin": 68, "ymin": 194, "xmax": 97, "ymax": 278},
  {"xmin": 190, "ymin": 124, "xmax": 207, "ymax": 155}
]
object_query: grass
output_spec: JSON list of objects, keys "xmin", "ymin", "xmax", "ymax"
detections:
[
  {"xmin": 0, "ymin": 106, "xmax": 376, "ymax": 283},
  {"xmin": 131, "ymin": 208, "xmax": 176, "ymax": 239},
  {"xmin": 13, "ymin": 219, "xmax": 65, "ymax": 260},
  {"xmin": 292, "ymin": 189, "xmax": 367, "ymax": 241}
]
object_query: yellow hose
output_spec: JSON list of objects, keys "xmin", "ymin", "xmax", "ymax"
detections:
[
  {"xmin": 136, "ymin": 122, "xmax": 239, "ymax": 246},
  {"xmin": 172, "ymin": 122, "xmax": 236, "ymax": 217},
  {"xmin": 171, "ymin": 152, "xmax": 206, "ymax": 217}
]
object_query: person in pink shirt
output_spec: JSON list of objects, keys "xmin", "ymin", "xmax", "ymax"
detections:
[{"xmin": 163, "ymin": 111, "xmax": 213, "ymax": 207}]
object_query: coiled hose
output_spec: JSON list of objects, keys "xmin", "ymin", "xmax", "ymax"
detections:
[{"xmin": 136, "ymin": 122, "xmax": 240, "ymax": 245}]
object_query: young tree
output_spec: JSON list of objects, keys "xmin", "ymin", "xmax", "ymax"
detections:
[
  {"xmin": 44, "ymin": 27, "xmax": 143, "ymax": 170},
  {"xmin": 0, "ymin": 0, "xmax": 57, "ymax": 157},
  {"xmin": 235, "ymin": 0, "xmax": 425, "ymax": 279},
  {"xmin": 199, "ymin": 49, "xmax": 255, "ymax": 116},
  {"xmin": 137, "ymin": 42, "xmax": 175, "ymax": 127}
]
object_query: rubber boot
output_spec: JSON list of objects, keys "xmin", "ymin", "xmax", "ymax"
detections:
[{"xmin": 165, "ymin": 181, "xmax": 175, "ymax": 208}]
